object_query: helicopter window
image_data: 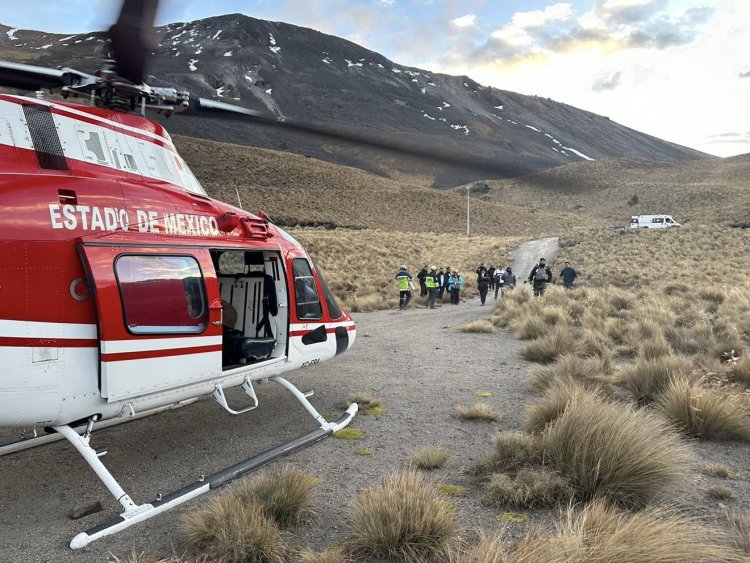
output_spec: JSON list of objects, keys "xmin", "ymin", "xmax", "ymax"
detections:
[
  {"xmin": 115, "ymin": 255, "xmax": 207, "ymax": 335},
  {"xmin": 293, "ymin": 258, "xmax": 322, "ymax": 320},
  {"xmin": 313, "ymin": 264, "xmax": 343, "ymax": 320},
  {"xmin": 217, "ymin": 251, "xmax": 248, "ymax": 275}
]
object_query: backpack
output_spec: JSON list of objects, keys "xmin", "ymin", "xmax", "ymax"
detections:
[
  {"xmin": 534, "ymin": 266, "xmax": 549, "ymax": 282},
  {"xmin": 494, "ymin": 269, "xmax": 505, "ymax": 284}
]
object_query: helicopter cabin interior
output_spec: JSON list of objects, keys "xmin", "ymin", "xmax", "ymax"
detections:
[{"xmin": 211, "ymin": 250, "xmax": 288, "ymax": 370}]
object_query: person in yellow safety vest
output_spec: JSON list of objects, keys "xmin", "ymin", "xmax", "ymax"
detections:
[
  {"xmin": 395, "ymin": 265, "xmax": 414, "ymax": 310},
  {"xmin": 425, "ymin": 265, "xmax": 439, "ymax": 309}
]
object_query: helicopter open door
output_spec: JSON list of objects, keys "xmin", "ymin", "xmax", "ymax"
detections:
[{"xmin": 79, "ymin": 244, "xmax": 222, "ymax": 402}]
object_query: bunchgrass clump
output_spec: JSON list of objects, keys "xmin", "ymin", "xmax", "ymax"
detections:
[
  {"xmin": 655, "ymin": 377, "xmax": 750, "ymax": 440},
  {"xmin": 470, "ymin": 431, "xmax": 539, "ymax": 475},
  {"xmin": 459, "ymin": 320, "xmax": 497, "ymax": 333},
  {"xmin": 521, "ymin": 328, "xmax": 580, "ymax": 364},
  {"xmin": 437, "ymin": 484, "xmax": 466, "ymax": 496},
  {"xmin": 234, "ymin": 466, "xmax": 317, "ymax": 528},
  {"xmin": 729, "ymin": 355, "xmax": 750, "ymax": 386},
  {"xmin": 707, "ymin": 485, "xmax": 735, "ymax": 500},
  {"xmin": 617, "ymin": 355, "xmax": 694, "ymax": 404},
  {"xmin": 701, "ymin": 463, "xmax": 739, "ymax": 479},
  {"xmin": 540, "ymin": 393, "xmax": 692, "ymax": 507},
  {"xmin": 524, "ymin": 380, "xmax": 594, "ymax": 434},
  {"xmin": 183, "ymin": 496, "xmax": 287, "ymax": 563},
  {"xmin": 446, "ymin": 532, "xmax": 510, "ymax": 563},
  {"xmin": 410, "ymin": 446, "xmax": 449, "ymax": 470},
  {"xmin": 349, "ymin": 471, "xmax": 457, "ymax": 561},
  {"xmin": 297, "ymin": 545, "xmax": 348, "ymax": 563},
  {"xmin": 510, "ymin": 499, "xmax": 744, "ymax": 562},
  {"xmin": 723, "ymin": 509, "xmax": 750, "ymax": 554},
  {"xmin": 513, "ymin": 314, "xmax": 549, "ymax": 340},
  {"xmin": 528, "ymin": 354, "xmax": 610, "ymax": 394},
  {"xmin": 109, "ymin": 552, "xmax": 186, "ymax": 563},
  {"xmin": 484, "ymin": 467, "xmax": 573, "ymax": 509},
  {"xmin": 456, "ymin": 403, "xmax": 501, "ymax": 422},
  {"xmin": 346, "ymin": 392, "xmax": 381, "ymax": 408}
]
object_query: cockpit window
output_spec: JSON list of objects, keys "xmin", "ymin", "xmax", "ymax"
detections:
[
  {"xmin": 293, "ymin": 258, "xmax": 322, "ymax": 320},
  {"xmin": 313, "ymin": 263, "xmax": 343, "ymax": 320}
]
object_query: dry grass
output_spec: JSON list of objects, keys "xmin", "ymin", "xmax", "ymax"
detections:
[
  {"xmin": 617, "ymin": 356, "xmax": 695, "ymax": 404},
  {"xmin": 332, "ymin": 428, "xmax": 365, "ymax": 440},
  {"xmin": 484, "ymin": 467, "xmax": 573, "ymax": 509},
  {"xmin": 183, "ymin": 496, "xmax": 287, "ymax": 563},
  {"xmin": 470, "ymin": 431, "xmax": 540, "ymax": 475},
  {"xmin": 540, "ymin": 393, "xmax": 692, "ymax": 507},
  {"xmin": 723, "ymin": 509, "xmax": 750, "ymax": 555},
  {"xmin": 707, "ymin": 485, "xmax": 736, "ymax": 500},
  {"xmin": 509, "ymin": 499, "xmax": 746, "ymax": 562},
  {"xmin": 109, "ymin": 553, "xmax": 186, "ymax": 563},
  {"xmin": 655, "ymin": 377, "xmax": 750, "ymax": 441},
  {"xmin": 524, "ymin": 379, "xmax": 596, "ymax": 434},
  {"xmin": 348, "ymin": 471, "xmax": 457, "ymax": 561},
  {"xmin": 521, "ymin": 328, "xmax": 580, "ymax": 364},
  {"xmin": 346, "ymin": 392, "xmax": 381, "ymax": 408},
  {"xmin": 459, "ymin": 320, "xmax": 497, "ymax": 333},
  {"xmin": 528, "ymin": 354, "xmax": 612, "ymax": 394},
  {"xmin": 446, "ymin": 531, "xmax": 511, "ymax": 563},
  {"xmin": 729, "ymin": 355, "xmax": 750, "ymax": 386},
  {"xmin": 457, "ymin": 403, "xmax": 502, "ymax": 422},
  {"xmin": 297, "ymin": 545, "xmax": 348, "ymax": 563},
  {"xmin": 410, "ymin": 446, "xmax": 450, "ymax": 470},
  {"xmin": 701, "ymin": 463, "xmax": 739, "ymax": 479}
]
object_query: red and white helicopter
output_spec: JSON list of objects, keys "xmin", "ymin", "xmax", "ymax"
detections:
[{"xmin": 0, "ymin": 0, "xmax": 360, "ymax": 549}]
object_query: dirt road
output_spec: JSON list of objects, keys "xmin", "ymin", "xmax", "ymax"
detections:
[{"xmin": 511, "ymin": 236, "xmax": 559, "ymax": 280}]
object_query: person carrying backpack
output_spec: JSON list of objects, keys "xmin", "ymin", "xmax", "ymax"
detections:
[
  {"xmin": 477, "ymin": 270, "xmax": 490, "ymax": 305},
  {"xmin": 451, "ymin": 271, "xmax": 463, "ymax": 304},
  {"xmin": 528, "ymin": 258, "xmax": 552, "ymax": 297},
  {"xmin": 395, "ymin": 265, "xmax": 414, "ymax": 310},
  {"xmin": 493, "ymin": 267, "xmax": 505, "ymax": 299}
]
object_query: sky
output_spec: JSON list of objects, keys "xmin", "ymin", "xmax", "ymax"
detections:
[{"xmin": 3, "ymin": 0, "xmax": 749, "ymax": 157}]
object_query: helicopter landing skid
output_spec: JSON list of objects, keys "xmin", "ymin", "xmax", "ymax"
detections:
[{"xmin": 54, "ymin": 375, "xmax": 358, "ymax": 550}]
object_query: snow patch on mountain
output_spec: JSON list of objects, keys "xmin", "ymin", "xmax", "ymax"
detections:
[
  {"xmin": 188, "ymin": 59, "xmax": 198, "ymax": 71},
  {"xmin": 6, "ymin": 28, "xmax": 18, "ymax": 40},
  {"xmin": 269, "ymin": 34, "xmax": 280, "ymax": 53}
]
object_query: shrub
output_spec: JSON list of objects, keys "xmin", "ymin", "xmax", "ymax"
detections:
[
  {"xmin": 484, "ymin": 467, "xmax": 573, "ymax": 509},
  {"xmin": 540, "ymin": 393, "xmax": 692, "ymax": 507},
  {"xmin": 522, "ymin": 328, "xmax": 580, "ymax": 364},
  {"xmin": 349, "ymin": 471, "xmax": 457, "ymax": 561},
  {"xmin": 617, "ymin": 355, "xmax": 694, "ymax": 404},
  {"xmin": 410, "ymin": 446, "xmax": 449, "ymax": 470},
  {"xmin": 511, "ymin": 499, "xmax": 745, "ymax": 562},
  {"xmin": 470, "ymin": 431, "xmax": 540, "ymax": 475},
  {"xmin": 457, "ymin": 403, "xmax": 501, "ymax": 422},
  {"xmin": 184, "ymin": 496, "xmax": 287, "ymax": 563},
  {"xmin": 233, "ymin": 467, "xmax": 317, "ymax": 528},
  {"xmin": 655, "ymin": 377, "xmax": 750, "ymax": 440}
]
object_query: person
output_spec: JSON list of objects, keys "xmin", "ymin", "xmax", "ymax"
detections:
[
  {"xmin": 417, "ymin": 264, "xmax": 428, "ymax": 297},
  {"xmin": 504, "ymin": 267, "xmax": 517, "ymax": 289},
  {"xmin": 475, "ymin": 262, "xmax": 487, "ymax": 283},
  {"xmin": 528, "ymin": 258, "xmax": 553, "ymax": 297},
  {"xmin": 493, "ymin": 266, "xmax": 505, "ymax": 299},
  {"xmin": 487, "ymin": 265, "xmax": 497, "ymax": 291},
  {"xmin": 559, "ymin": 261, "xmax": 577, "ymax": 289},
  {"xmin": 451, "ymin": 271, "xmax": 463, "ymax": 304},
  {"xmin": 442, "ymin": 267, "xmax": 452, "ymax": 300},
  {"xmin": 395, "ymin": 265, "xmax": 414, "ymax": 310},
  {"xmin": 436, "ymin": 267, "xmax": 446, "ymax": 300},
  {"xmin": 477, "ymin": 269, "xmax": 490, "ymax": 305},
  {"xmin": 425, "ymin": 265, "xmax": 439, "ymax": 309}
]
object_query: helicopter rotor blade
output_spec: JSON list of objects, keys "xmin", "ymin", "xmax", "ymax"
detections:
[
  {"xmin": 0, "ymin": 61, "xmax": 96, "ymax": 91},
  {"xmin": 186, "ymin": 97, "xmax": 531, "ymax": 177},
  {"xmin": 108, "ymin": 0, "xmax": 159, "ymax": 84}
]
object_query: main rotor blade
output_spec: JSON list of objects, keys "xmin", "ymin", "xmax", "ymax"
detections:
[
  {"xmin": 187, "ymin": 97, "xmax": 531, "ymax": 177},
  {"xmin": 108, "ymin": 0, "xmax": 159, "ymax": 84},
  {"xmin": 0, "ymin": 61, "xmax": 95, "ymax": 91}
]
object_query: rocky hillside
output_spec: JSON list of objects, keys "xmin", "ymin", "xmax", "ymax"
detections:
[{"xmin": 0, "ymin": 15, "xmax": 713, "ymax": 186}]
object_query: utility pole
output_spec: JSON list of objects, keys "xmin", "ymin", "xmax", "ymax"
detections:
[{"xmin": 466, "ymin": 184, "xmax": 470, "ymax": 237}]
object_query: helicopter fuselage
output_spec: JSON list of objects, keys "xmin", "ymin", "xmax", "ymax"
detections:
[{"xmin": 0, "ymin": 94, "xmax": 356, "ymax": 430}]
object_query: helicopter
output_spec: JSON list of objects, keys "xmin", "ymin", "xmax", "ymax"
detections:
[{"xmin": 0, "ymin": 0, "xmax": 362, "ymax": 549}]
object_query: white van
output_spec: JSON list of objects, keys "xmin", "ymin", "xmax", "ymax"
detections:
[{"xmin": 630, "ymin": 214, "xmax": 681, "ymax": 229}]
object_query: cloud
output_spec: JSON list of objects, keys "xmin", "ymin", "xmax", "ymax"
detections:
[
  {"xmin": 451, "ymin": 14, "xmax": 476, "ymax": 29},
  {"xmin": 740, "ymin": 70, "xmax": 750, "ymax": 78},
  {"xmin": 706, "ymin": 130, "xmax": 750, "ymax": 144},
  {"xmin": 592, "ymin": 70, "xmax": 622, "ymax": 91},
  {"xmin": 624, "ymin": 7, "xmax": 715, "ymax": 48}
]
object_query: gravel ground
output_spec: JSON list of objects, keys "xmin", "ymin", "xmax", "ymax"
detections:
[{"xmin": 2, "ymin": 239, "xmax": 748, "ymax": 561}]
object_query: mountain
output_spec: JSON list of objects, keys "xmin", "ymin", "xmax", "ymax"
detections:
[{"xmin": 0, "ymin": 15, "xmax": 714, "ymax": 187}]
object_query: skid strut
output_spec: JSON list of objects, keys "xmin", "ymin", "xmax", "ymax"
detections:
[{"xmin": 55, "ymin": 376, "xmax": 358, "ymax": 549}]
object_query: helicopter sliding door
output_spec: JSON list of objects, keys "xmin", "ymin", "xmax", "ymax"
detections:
[{"xmin": 80, "ymin": 244, "xmax": 222, "ymax": 402}]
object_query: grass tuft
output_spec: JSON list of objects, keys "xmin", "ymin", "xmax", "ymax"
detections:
[
  {"xmin": 528, "ymin": 354, "xmax": 611, "ymax": 394},
  {"xmin": 346, "ymin": 392, "xmax": 381, "ymax": 408},
  {"xmin": 525, "ymin": 379, "xmax": 594, "ymax": 434},
  {"xmin": 446, "ymin": 531, "xmax": 511, "ymax": 562},
  {"xmin": 484, "ymin": 467, "xmax": 573, "ymax": 509},
  {"xmin": 437, "ymin": 484, "xmax": 466, "ymax": 496},
  {"xmin": 470, "ymin": 431, "xmax": 539, "ymax": 475},
  {"xmin": 723, "ymin": 509, "xmax": 750, "ymax": 554},
  {"xmin": 297, "ymin": 545, "xmax": 348, "ymax": 563},
  {"xmin": 521, "ymin": 328, "xmax": 580, "ymax": 364},
  {"xmin": 354, "ymin": 449, "xmax": 373, "ymax": 456},
  {"xmin": 701, "ymin": 463, "xmax": 739, "ymax": 479},
  {"xmin": 457, "ymin": 403, "xmax": 501, "ymax": 422},
  {"xmin": 707, "ymin": 485, "xmax": 735, "ymax": 500},
  {"xmin": 540, "ymin": 393, "xmax": 692, "ymax": 507},
  {"xmin": 349, "ymin": 471, "xmax": 457, "ymax": 561},
  {"xmin": 332, "ymin": 427, "xmax": 365, "ymax": 440},
  {"xmin": 459, "ymin": 320, "xmax": 497, "ymax": 333},
  {"xmin": 409, "ymin": 446, "xmax": 449, "ymax": 470},
  {"xmin": 473, "ymin": 390, "xmax": 494, "ymax": 398},
  {"xmin": 655, "ymin": 376, "xmax": 750, "ymax": 440},
  {"xmin": 617, "ymin": 355, "xmax": 694, "ymax": 404}
]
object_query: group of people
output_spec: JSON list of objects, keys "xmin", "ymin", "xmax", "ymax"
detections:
[
  {"xmin": 474, "ymin": 263, "xmax": 517, "ymax": 305},
  {"xmin": 395, "ymin": 259, "xmax": 577, "ymax": 309}
]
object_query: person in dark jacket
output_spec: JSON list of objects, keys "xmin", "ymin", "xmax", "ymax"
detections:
[
  {"xmin": 559, "ymin": 261, "xmax": 577, "ymax": 289},
  {"xmin": 504, "ymin": 267, "xmax": 517, "ymax": 289},
  {"xmin": 487, "ymin": 265, "xmax": 497, "ymax": 291},
  {"xmin": 417, "ymin": 264, "xmax": 428, "ymax": 297},
  {"xmin": 436, "ymin": 267, "xmax": 446, "ymax": 299},
  {"xmin": 475, "ymin": 263, "xmax": 487, "ymax": 283},
  {"xmin": 442, "ymin": 267, "xmax": 452, "ymax": 300},
  {"xmin": 477, "ymin": 270, "xmax": 490, "ymax": 305},
  {"xmin": 528, "ymin": 258, "xmax": 553, "ymax": 297}
]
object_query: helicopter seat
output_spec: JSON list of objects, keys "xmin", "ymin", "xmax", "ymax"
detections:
[{"xmin": 223, "ymin": 333, "xmax": 276, "ymax": 363}]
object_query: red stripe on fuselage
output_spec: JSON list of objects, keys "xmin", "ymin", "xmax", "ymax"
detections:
[
  {"xmin": 101, "ymin": 344, "xmax": 222, "ymax": 362},
  {"xmin": 0, "ymin": 337, "xmax": 97, "ymax": 348}
]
